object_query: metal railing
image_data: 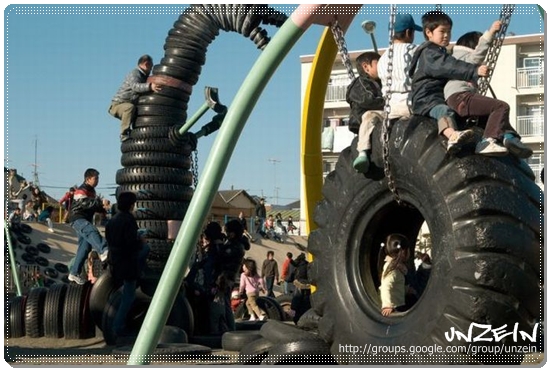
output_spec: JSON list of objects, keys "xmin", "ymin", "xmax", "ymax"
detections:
[
  {"xmin": 517, "ymin": 67, "xmax": 544, "ymax": 88},
  {"xmin": 325, "ymin": 84, "xmax": 348, "ymax": 102},
  {"xmin": 516, "ymin": 115, "xmax": 544, "ymax": 137}
]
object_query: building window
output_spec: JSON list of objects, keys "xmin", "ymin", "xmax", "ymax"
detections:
[{"xmin": 517, "ymin": 57, "xmax": 544, "ymax": 88}]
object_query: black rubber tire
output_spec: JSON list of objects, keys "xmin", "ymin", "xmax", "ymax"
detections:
[
  {"xmin": 89, "ymin": 271, "xmax": 121, "ymax": 330},
  {"xmin": 136, "ymin": 104, "xmax": 187, "ymax": 118},
  {"xmin": 261, "ymin": 340, "xmax": 336, "ymax": 365},
  {"xmin": 138, "ymin": 93, "xmax": 189, "ymax": 108},
  {"xmin": 238, "ymin": 337, "xmax": 274, "ymax": 365},
  {"xmin": 36, "ymin": 242, "xmax": 51, "ymax": 253},
  {"xmin": 20, "ymin": 223, "xmax": 33, "ymax": 234},
  {"xmin": 17, "ymin": 234, "xmax": 31, "ymax": 245},
  {"xmin": 43, "ymin": 283, "xmax": 68, "ymax": 338},
  {"xmin": 25, "ymin": 245, "xmax": 39, "ymax": 256},
  {"xmin": 44, "ymin": 267, "xmax": 58, "ymax": 279},
  {"xmin": 308, "ymin": 117, "xmax": 543, "ymax": 365},
  {"xmin": 296, "ymin": 308, "xmax": 321, "ymax": 331},
  {"xmin": 24, "ymin": 287, "xmax": 49, "ymax": 338},
  {"xmin": 134, "ymin": 115, "xmax": 183, "ymax": 128},
  {"xmin": 21, "ymin": 252, "xmax": 35, "ymax": 264},
  {"xmin": 151, "ymin": 64, "xmax": 199, "ymax": 85},
  {"xmin": 35, "ymin": 256, "xmax": 49, "ymax": 267},
  {"xmin": 259, "ymin": 320, "xmax": 321, "ymax": 344},
  {"xmin": 234, "ymin": 296, "xmax": 284, "ymax": 321},
  {"xmin": 116, "ymin": 183, "xmax": 194, "ymax": 202},
  {"xmin": 221, "ymin": 330, "xmax": 263, "ymax": 352},
  {"xmin": 116, "ymin": 167, "xmax": 192, "ymax": 186},
  {"xmin": 146, "ymin": 238, "xmax": 174, "ymax": 260},
  {"xmin": 129, "ymin": 126, "xmax": 172, "ymax": 139},
  {"xmin": 120, "ymin": 138, "xmax": 191, "ymax": 155},
  {"xmin": 134, "ymin": 200, "xmax": 189, "ymax": 220},
  {"xmin": 136, "ymin": 221, "xmax": 169, "ymax": 240},
  {"xmin": 54, "ymin": 262, "xmax": 69, "ymax": 274},
  {"xmin": 102, "ymin": 289, "xmax": 194, "ymax": 345},
  {"xmin": 275, "ymin": 294, "xmax": 294, "ymax": 322},
  {"xmin": 121, "ymin": 151, "xmax": 192, "ymax": 168},
  {"xmin": 8, "ymin": 296, "xmax": 26, "ymax": 338},
  {"xmin": 158, "ymin": 325, "xmax": 188, "ymax": 344},
  {"xmin": 63, "ymin": 282, "xmax": 94, "ymax": 340},
  {"xmin": 160, "ymin": 55, "xmax": 202, "ymax": 74}
]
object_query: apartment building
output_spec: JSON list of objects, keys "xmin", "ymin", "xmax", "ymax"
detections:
[{"xmin": 300, "ymin": 34, "xmax": 545, "ymax": 189}]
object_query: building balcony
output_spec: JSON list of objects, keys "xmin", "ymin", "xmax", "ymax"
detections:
[
  {"xmin": 517, "ymin": 67, "xmax": 544, "ymax": 89},
  {"xmin": 325, "ymin": 84, "xmax": 348, "ymax": 102},
  {"xmin": 516, "ymin": 115, "xmax": 544, "ymax": 138}
]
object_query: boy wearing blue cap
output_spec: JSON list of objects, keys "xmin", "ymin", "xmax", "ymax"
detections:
[
  {"xmin": 409, "ymin": 11, "xmax": 489, "ymax": 153},
  {"xmin": 378, "ymin": 14, "xmax": 422, "ymax": 119}
]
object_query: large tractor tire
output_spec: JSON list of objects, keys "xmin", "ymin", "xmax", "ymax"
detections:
[{"xmin": 308, "ymin": 117, "xmax": 543, "ymax": 365}]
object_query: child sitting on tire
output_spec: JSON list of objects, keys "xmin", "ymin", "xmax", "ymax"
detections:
[
  {"xmin": 346, "ymin": 51, "xmax": 385, "ymax": 173},
  {"xmin": 239, "ymin": 258, "xmax": 266, "ymax": 321},
  {"xmin": 379, "ymin": 234, "xmax": 414, "ymax": 316}
]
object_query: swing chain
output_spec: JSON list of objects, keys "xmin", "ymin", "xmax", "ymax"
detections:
[
  {"xmin": 192, "ymin": 149, "xmax": 199, "ymax": 189},
  {"xmin": 478, "ymin": 4, "xmax": 514, "ymax": 96},
  {"xmin": 330, "ymin": 19, "xmax": 356, "ymax": 81},
  {"xmin": 381, "ymin": 4, "xmax": 405, "ymax": 206}
]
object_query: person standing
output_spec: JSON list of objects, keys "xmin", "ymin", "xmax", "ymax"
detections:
[
  {"xmin": 68, "ymin": 168, "xmax": 109, "ymax": 285},
  {"xmin": 105, "ymin": 191, "xmax": 149, "ymax": 338},
  {"xmin": 238, "ymin": 211, "xmax": 254, "ymax": 242},
  {"xmin": 59, "ymin": 187, "xmax": 75, "ymax": 223},
  {"xmin": 280, "ymin": 252, "xmax": 295, "ymax": 295},
  {"xmin": 254, "ymin": 198, "xmax": 267, "ymax": 237},
  {"xmin": 261, "ymin": 251, "xmax": 279, "ymax": 298},
  {"xmin": 108, "ymin": 55, "xmax": 164, "ymax": 142}
]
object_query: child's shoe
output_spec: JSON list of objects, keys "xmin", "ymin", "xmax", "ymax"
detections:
[
  {"xmin": 503, "ymin": 134, "xmax": 533, "ymax": 159},
  {"xmin": 353, "ymin": 151, "xmax": 370, "ymax": 173},
  {"xmin": 259, "ymin": 315, "xmax": 266, "ymax": 321},
  {"xmin": 475, "ymin": 138, "xmax": 508, "ymax": 156},
  {"xmin": 249, "ymin": 315, "xmax": 257, "ymax": 321},
  {"xmin": 446, "ymin": 129, "xmax": 475, "ymax": 153}
]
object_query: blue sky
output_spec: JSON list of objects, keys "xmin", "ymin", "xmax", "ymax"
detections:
[{"xmin": 2, "ymin": 3, "xmax": 544, "ymax": 203}]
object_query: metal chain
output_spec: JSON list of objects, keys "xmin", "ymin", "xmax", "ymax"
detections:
[
  {"xmin": 192, "ymin": 149, "xmax": 199, "ymax": 189},
  {"xmin": 330, "ymin": 20, "xmax": 356, "ymax": 81},
  {"xmin": 381, "ymin": 5, "xmax": 406, "ymax": 206},
  {"xmin": 477, "ymin": 4, "xmax": 514, "ymax": 96}
]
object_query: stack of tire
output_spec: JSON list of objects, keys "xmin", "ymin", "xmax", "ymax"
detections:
[
  {"xmin": 7, "ymin": 282, "xmax": 95, "ymax": 340},
  {"xmin": 232, "ymin": 311, "xmax": 337, "ymax": 365},
  {"xmin": 114, "ymin": 4, "xmax": 287, "ymax": 297}
]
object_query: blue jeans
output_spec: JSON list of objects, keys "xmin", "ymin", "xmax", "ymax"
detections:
[
  {"xmin": 283, "ymin": 281, "xmax": 295, "ymax": 295},
  {"xmin": 113, "ymin": 280, "xmax": 137, "ymax": 335},
  {"xmin": 70, "ymin": 218, "xmax": 108, "ymax": 276},
  {"xmin": 429, "ymin": 104, "xmax": 458, "ymax": 133},
  {"xmin": 265, "ymin": 276, "xmax": 275, "ymax": 297}
]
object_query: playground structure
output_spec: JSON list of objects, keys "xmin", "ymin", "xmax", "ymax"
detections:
[{"xmin": 6, "ymin": 4, "xmax": 543, "ymax": 365}]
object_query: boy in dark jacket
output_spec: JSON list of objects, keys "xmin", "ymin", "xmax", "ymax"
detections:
[
  {"xmin": 106, "ymin": 191, "xmax": 149, "ymax": 338},
  {"xmin": 409, "ymin": 11, "xmax": 489, "ymax": 154},
  {"xmin": 346, "ymin": 52, "xmax": 385, "ymax": 173}
]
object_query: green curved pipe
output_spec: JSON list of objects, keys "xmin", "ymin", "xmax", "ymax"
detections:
[{"xmin": 127, "ymin": 10, "xmax": 313, "ymax": 365}]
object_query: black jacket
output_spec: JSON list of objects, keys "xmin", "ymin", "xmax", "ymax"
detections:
[
  {"xmin": 409, "ymin": 41, "xmax": 479, "ymax": 116},
  {"xmin": 346, "ymin": 74, "xmax": 384, "ymax": 134},
  {"xmin": 105, "ymin": 210, "xmax": 143, "ymax": 282},
  {"xmin": 255, "ymin": 203, "xmax": 266, "ymax": 219},
  {"xmin": 69, "ymin": 183, "xmax": 104, "ymax": 223}
]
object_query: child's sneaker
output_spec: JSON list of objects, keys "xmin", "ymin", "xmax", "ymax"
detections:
[
  {"xmin": 475, "ymin": 138, "xmax": 508, "ymax": 156},
  {"xmin": 68, "ymin": 274, "xmax": 86, "ymax": 285},
  {"xmin": 446, "ymin": 129, "xmax": 475, "ymax": 153},
  {"xmin": 249, "ymin": 315, "xmax": 257, "ymax": 321},
  {"xmin": 503, "ymin": 135, "xmax": 533, "ymax": 159},
  {"xmin": 259, "ymin": 315, "xmax": 266, "ymax": 321},
  {"xmin": 353, "ymin": 151, "xmax": 370, "ymax": 173}
]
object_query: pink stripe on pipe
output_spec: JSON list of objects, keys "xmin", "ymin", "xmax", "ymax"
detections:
[{"xmin": 290, "ymin": 4, "xmax": 326, "ymax": 30}]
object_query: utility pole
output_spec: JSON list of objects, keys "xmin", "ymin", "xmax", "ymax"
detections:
[
  {"xmin": 30, "ymin": 137, "xmax": 40, "ymax": 187},
  {"xmin": 268, "ymin": 158, "xmax": 281, "ymax": 205}
]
